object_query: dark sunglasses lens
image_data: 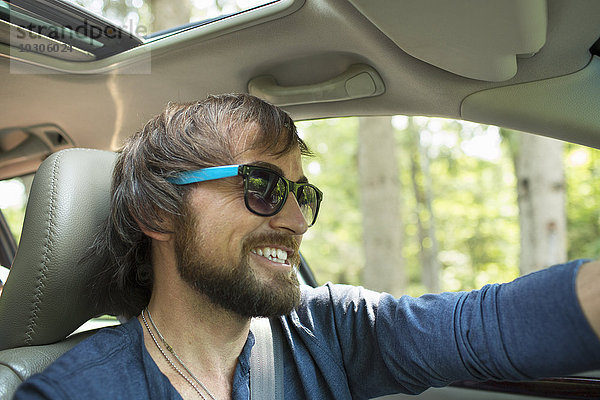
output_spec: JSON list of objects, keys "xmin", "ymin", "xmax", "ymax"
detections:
[
  {"xmin": 297, "ymin": 186, "xmax": 319, "ymax": 225},
  {"xmin": 246, "ymin": 169, "xmax": 286, "ymax": 215}
]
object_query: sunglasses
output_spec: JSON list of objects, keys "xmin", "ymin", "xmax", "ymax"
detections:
[{"xmin": 168, "ymin": 164, "xmax": 323, "ymax": 227}]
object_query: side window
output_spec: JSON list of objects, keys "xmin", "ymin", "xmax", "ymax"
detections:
[
  {"xmin": 298, "ymin": 116, "xmax": 600, "ymax": 297},
  {"xmin": 0, "ymin": 175, "xmax": 32, "ymax": 294}
]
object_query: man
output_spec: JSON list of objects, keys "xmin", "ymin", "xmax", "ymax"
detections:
[{"xmin": 15, "ymin": 94, "xmax": 600, "ymax": 399}]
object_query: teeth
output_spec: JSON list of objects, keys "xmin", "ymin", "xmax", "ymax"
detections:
[
  {"xmin": 251, "ymin": 247, "xmax": 289, "ymax": 264},
  {"xmin": 277, "ymin": 249, "xmax": 287, "ymax": 261}
]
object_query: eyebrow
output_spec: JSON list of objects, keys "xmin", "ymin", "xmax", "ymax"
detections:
[{"xmin": 247, "ymin": 161, "xmax": 309, "ymax": 183}]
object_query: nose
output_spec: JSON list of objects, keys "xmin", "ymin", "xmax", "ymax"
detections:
[{"xmin": 269, "ymin": 193, "xmax": 308, "ymax": 235}]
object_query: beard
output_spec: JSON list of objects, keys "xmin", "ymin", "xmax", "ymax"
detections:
[{"xmin": 174, "ymin": 212, "xmax": 301, "ymax": 318}]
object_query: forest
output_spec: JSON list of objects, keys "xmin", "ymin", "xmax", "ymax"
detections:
[{"xmin": 297, "ymin": 117, "xmax": 600, "ymax": 297}]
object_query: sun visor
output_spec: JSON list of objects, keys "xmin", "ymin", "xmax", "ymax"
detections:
[
  {"xmin": 347, "ymin": 0, "xmax": 547, "ymax": 82},
  {"xmin": 461, "ymin": 56, "xmax": 600, "ymax": 148}
]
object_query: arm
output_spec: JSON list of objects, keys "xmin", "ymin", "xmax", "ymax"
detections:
[
  {"xmin": 295, "ymin": 261, "xmax": 600, "ymax": 398},
  {"xmin": 576, "ymin": 260, "xmax": 600, "ymax": 339},
  {"xmin": 333, "ymin": 260, "xmax": 600, "ymax": 395}
]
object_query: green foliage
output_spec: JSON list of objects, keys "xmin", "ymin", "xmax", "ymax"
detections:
[
  {"xmin": 565, "ymin": 144, "xmax": 600, "ymax": 259},
  {"xmin": 299, "ymin": 117, "xmax": 522, "ymax": 294},
  {"xmin": 297, "ymin": 118, "xmax": 364, "ymax": 285},
  {"xmin": 2, "ymin": 206, "xmax": 25, "ymax": 244},
  {"xmin": 0, "ymin": 178, "xmax": 27, "ymax": 245},
  {"xmin": 300, "ymin": 116, "xmax": 600, "ymax": 295},
  {"xmin": 397, "ymin": 119, "xmax": 520, "ymax": 292}
]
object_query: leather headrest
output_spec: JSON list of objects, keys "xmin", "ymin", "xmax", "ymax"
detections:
[{"xmin": 0, "ymin": 149, "xmax": 117, "ymax": 350}]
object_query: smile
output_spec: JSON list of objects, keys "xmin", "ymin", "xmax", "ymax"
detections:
[{"xmin": 250, "ymin": 247, "xmax": 289, "ymax": 264}]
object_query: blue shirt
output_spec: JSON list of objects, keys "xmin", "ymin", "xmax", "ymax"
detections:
[{"xmin": 15, "ymin": 259, "xmax": 600, "ymax": 399}]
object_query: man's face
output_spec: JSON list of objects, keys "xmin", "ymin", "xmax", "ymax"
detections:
[{"xmin": 173, "ymin": 131, "xmax": 308, "ymax": 318}]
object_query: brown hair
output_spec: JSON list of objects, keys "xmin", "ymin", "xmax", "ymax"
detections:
[{"xmin": 89, "ymin": 94, "xmax": 310, "ymax": 318}]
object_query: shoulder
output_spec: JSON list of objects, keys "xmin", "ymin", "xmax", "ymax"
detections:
[
  {"xmin": 300, "ymin": 283, "xmax": 382, "ymax": 309},
  {"xmin": 16, "ymin": 318, "xmax": 146, "ymax": 399},
  {"xmin": 293, "ymin": 283, "xmax": 383, "ymax": 338},
  {"xmin": 49, "ymin": 318, "xmax": 141, "ymax": 375},
  {"xmin": 294, "ymin": 283, "xmax": 468, "ymax": 340}
]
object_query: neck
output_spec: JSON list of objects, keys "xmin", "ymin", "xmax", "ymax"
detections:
[
  {"xmin": 152, "ymin": 242, "xmax": 251, "ymax": 366},
  {"xmin": 140, "ymin": 265, "xmax": 251, "ymax": 399},
  {"xmin": 146, "ymin": 287, "xmax": 251, "ymax": 362}
]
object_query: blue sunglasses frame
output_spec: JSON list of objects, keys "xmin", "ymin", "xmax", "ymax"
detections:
[{"xmin": 168, "ymin": 164, "xmax": 323, "ymax": 227}]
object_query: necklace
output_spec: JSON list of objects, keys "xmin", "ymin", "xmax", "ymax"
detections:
[{"xmin": 141, "ymin": 308, "xmax": 217, "ymax": 400}]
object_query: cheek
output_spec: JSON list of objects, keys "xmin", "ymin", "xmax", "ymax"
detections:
[
  {"xmin": 186, "ymin": 186, "xmax": 267, "ymax": 253},
  {"xmin": 192, "ymin": 214, "xmax": 247, "ymax": 257}
]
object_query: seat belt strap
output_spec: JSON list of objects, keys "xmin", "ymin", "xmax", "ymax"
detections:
[{"xmin": 250, "ymin": 317, "xmax": 284, "ymax": 399}]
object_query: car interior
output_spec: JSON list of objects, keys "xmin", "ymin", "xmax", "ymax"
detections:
[{"xmin": 1, "ymin": 0, "xmax": 600, "ymax": 398}]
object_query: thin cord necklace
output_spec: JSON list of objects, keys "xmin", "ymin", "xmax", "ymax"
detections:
[{"xmin": 141, "ymin": 308, "xmax": 217, "ymax": 400}]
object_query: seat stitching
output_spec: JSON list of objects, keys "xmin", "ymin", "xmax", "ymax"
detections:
[
  {"xmin": 24, "ymin": 152, "xmax": 62, "ymax": 345},
  {"xmin": 22, "ymin": 148, "xmax": 113, "ymax": 344}
]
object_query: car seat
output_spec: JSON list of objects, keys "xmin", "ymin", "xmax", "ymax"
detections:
[{"xmin": 0, "ymin": 148, "xmax": 118, "ymax": 397}]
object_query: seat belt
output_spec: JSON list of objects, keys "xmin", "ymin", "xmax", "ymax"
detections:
[{"xmin": 249, "ymin": 317, "xmax": 284, "ymax": 399}]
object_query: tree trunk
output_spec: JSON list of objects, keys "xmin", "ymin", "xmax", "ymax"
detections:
[
  {"xmin": 358, "ymin": 117, "xmax": 406, "ymax": 295},
  {"xmin": 407, "ymin": 119, "xmax": 441, "ymax": 292},
  {"xmin": 513, "ymin": 131, "xmax": 567, "ymax": 274}
]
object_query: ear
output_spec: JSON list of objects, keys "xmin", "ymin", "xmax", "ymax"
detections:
[
  {"xmin": 140, "ymin": 226, "xmax": 172, "ymax": 242},
  {"xmin": 134, "ymin": 216, "xmax": 174, "ymax": 242}
]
